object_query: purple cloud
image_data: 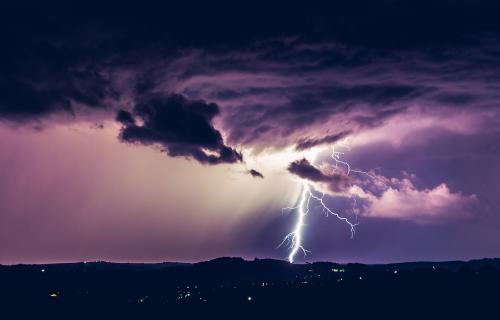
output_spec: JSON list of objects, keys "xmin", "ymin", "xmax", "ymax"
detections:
[
  {"xmin": 288, "ymin": 158, "xmax": 352, "ymax": 194},
  {"xmin": 295, "ymin": 131, "xmax": 352, "ymax": 151},
  {"xmin": 350, "ymin": 172, "xmax": 479, "ymax": 223},
  {"xmin": 117, "ymin": 94, "xmax": 242, "ymax": 165}
]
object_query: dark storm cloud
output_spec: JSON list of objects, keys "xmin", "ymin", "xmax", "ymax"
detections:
[
  {"xmin": 295, "ymin": 131, "xmax": 352, "ymax": 151},
  {"xmin": 2, "ymin": 0, "xmax": 500, "ymax": 154},
  {"xmin": 117, "ymin": 94, "xmax": 242, "ymax": 165},
  {"xmin": 211, "ymin": 81, "xmax": 420, "ymax": 150},
  {"xmin": 0, "ymin": 1, "xmax": 122, "ymax": 121},
  {"xmin": 182, "ymin": 39, "xmax": 500, "ymax": 150},
  {"xmin": 248, "ymin": 169, "xmax": 264, "ymax": 178},
  {"xmin": 116, "ymin": 109, "xmax": 135, "ymax": 125},
  {"xmin": 288, "ymin": 158, "xmax": 351, "ymax": 193},
  {"xmin": 288, "ymin": 159, "xmax": 326, "ymax": 181},
  {"xmin": 0, "ymin": 64, "xmax": 116, "ymax": 121}
]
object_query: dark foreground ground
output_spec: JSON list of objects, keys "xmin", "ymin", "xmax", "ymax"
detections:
[{"xmin": 1, "ymin": 257, "xmax": 499, "ymax": 319}]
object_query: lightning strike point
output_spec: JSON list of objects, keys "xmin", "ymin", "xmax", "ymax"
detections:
[{"xmin": 282, "ymin": 145, "xmax": 371, "ymax": 263}]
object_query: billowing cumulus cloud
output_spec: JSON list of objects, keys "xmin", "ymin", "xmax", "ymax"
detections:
[
  {"xmin": 117, "ymin": 94, "xmax": 242, "ymax": 165},
  {"xmin": 287, "ymin": 157, "xmax": 479, "ymax": 223},
  {"xmin": 350, "ymin": 173, "xmax": 478, "ymax": 223},
  {"xmin": 368, "ymin": 183, "xmax": 477, "ymax": 223}
]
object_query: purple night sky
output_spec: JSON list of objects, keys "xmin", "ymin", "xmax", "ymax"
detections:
[{"xmin": 1, "ymin": 0, "xmax": 500, "ymax": 264}]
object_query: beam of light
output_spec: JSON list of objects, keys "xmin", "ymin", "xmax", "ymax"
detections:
[{"xmin": 281, "ymin": 145, "xmax": 372, "ymax": 263}]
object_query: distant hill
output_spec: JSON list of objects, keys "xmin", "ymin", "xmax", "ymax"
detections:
[
  {"xmin": 3, "ymin": 256, "xmax": 499, "ymax": 272},
  {"xmin": 1, "ymin": 257, "xmax": 499, "ymax": 319},
  {"xmin": 0, "ymin": 260, "xmax": 189, "ymax": 272}
]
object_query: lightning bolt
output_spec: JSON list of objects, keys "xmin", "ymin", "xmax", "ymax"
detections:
[
  {"xmin": 281, "ymin": 146, "xmax": 371, "ymax": 263},
  {"xmin": 331, "ymin": 146, "xmax": 375, "ymax": 179}
]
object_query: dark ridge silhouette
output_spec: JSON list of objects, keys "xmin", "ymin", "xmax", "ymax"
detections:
[{"xmin": 1, "ymin": 257, "xmax": 499, "ymax": 318}]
